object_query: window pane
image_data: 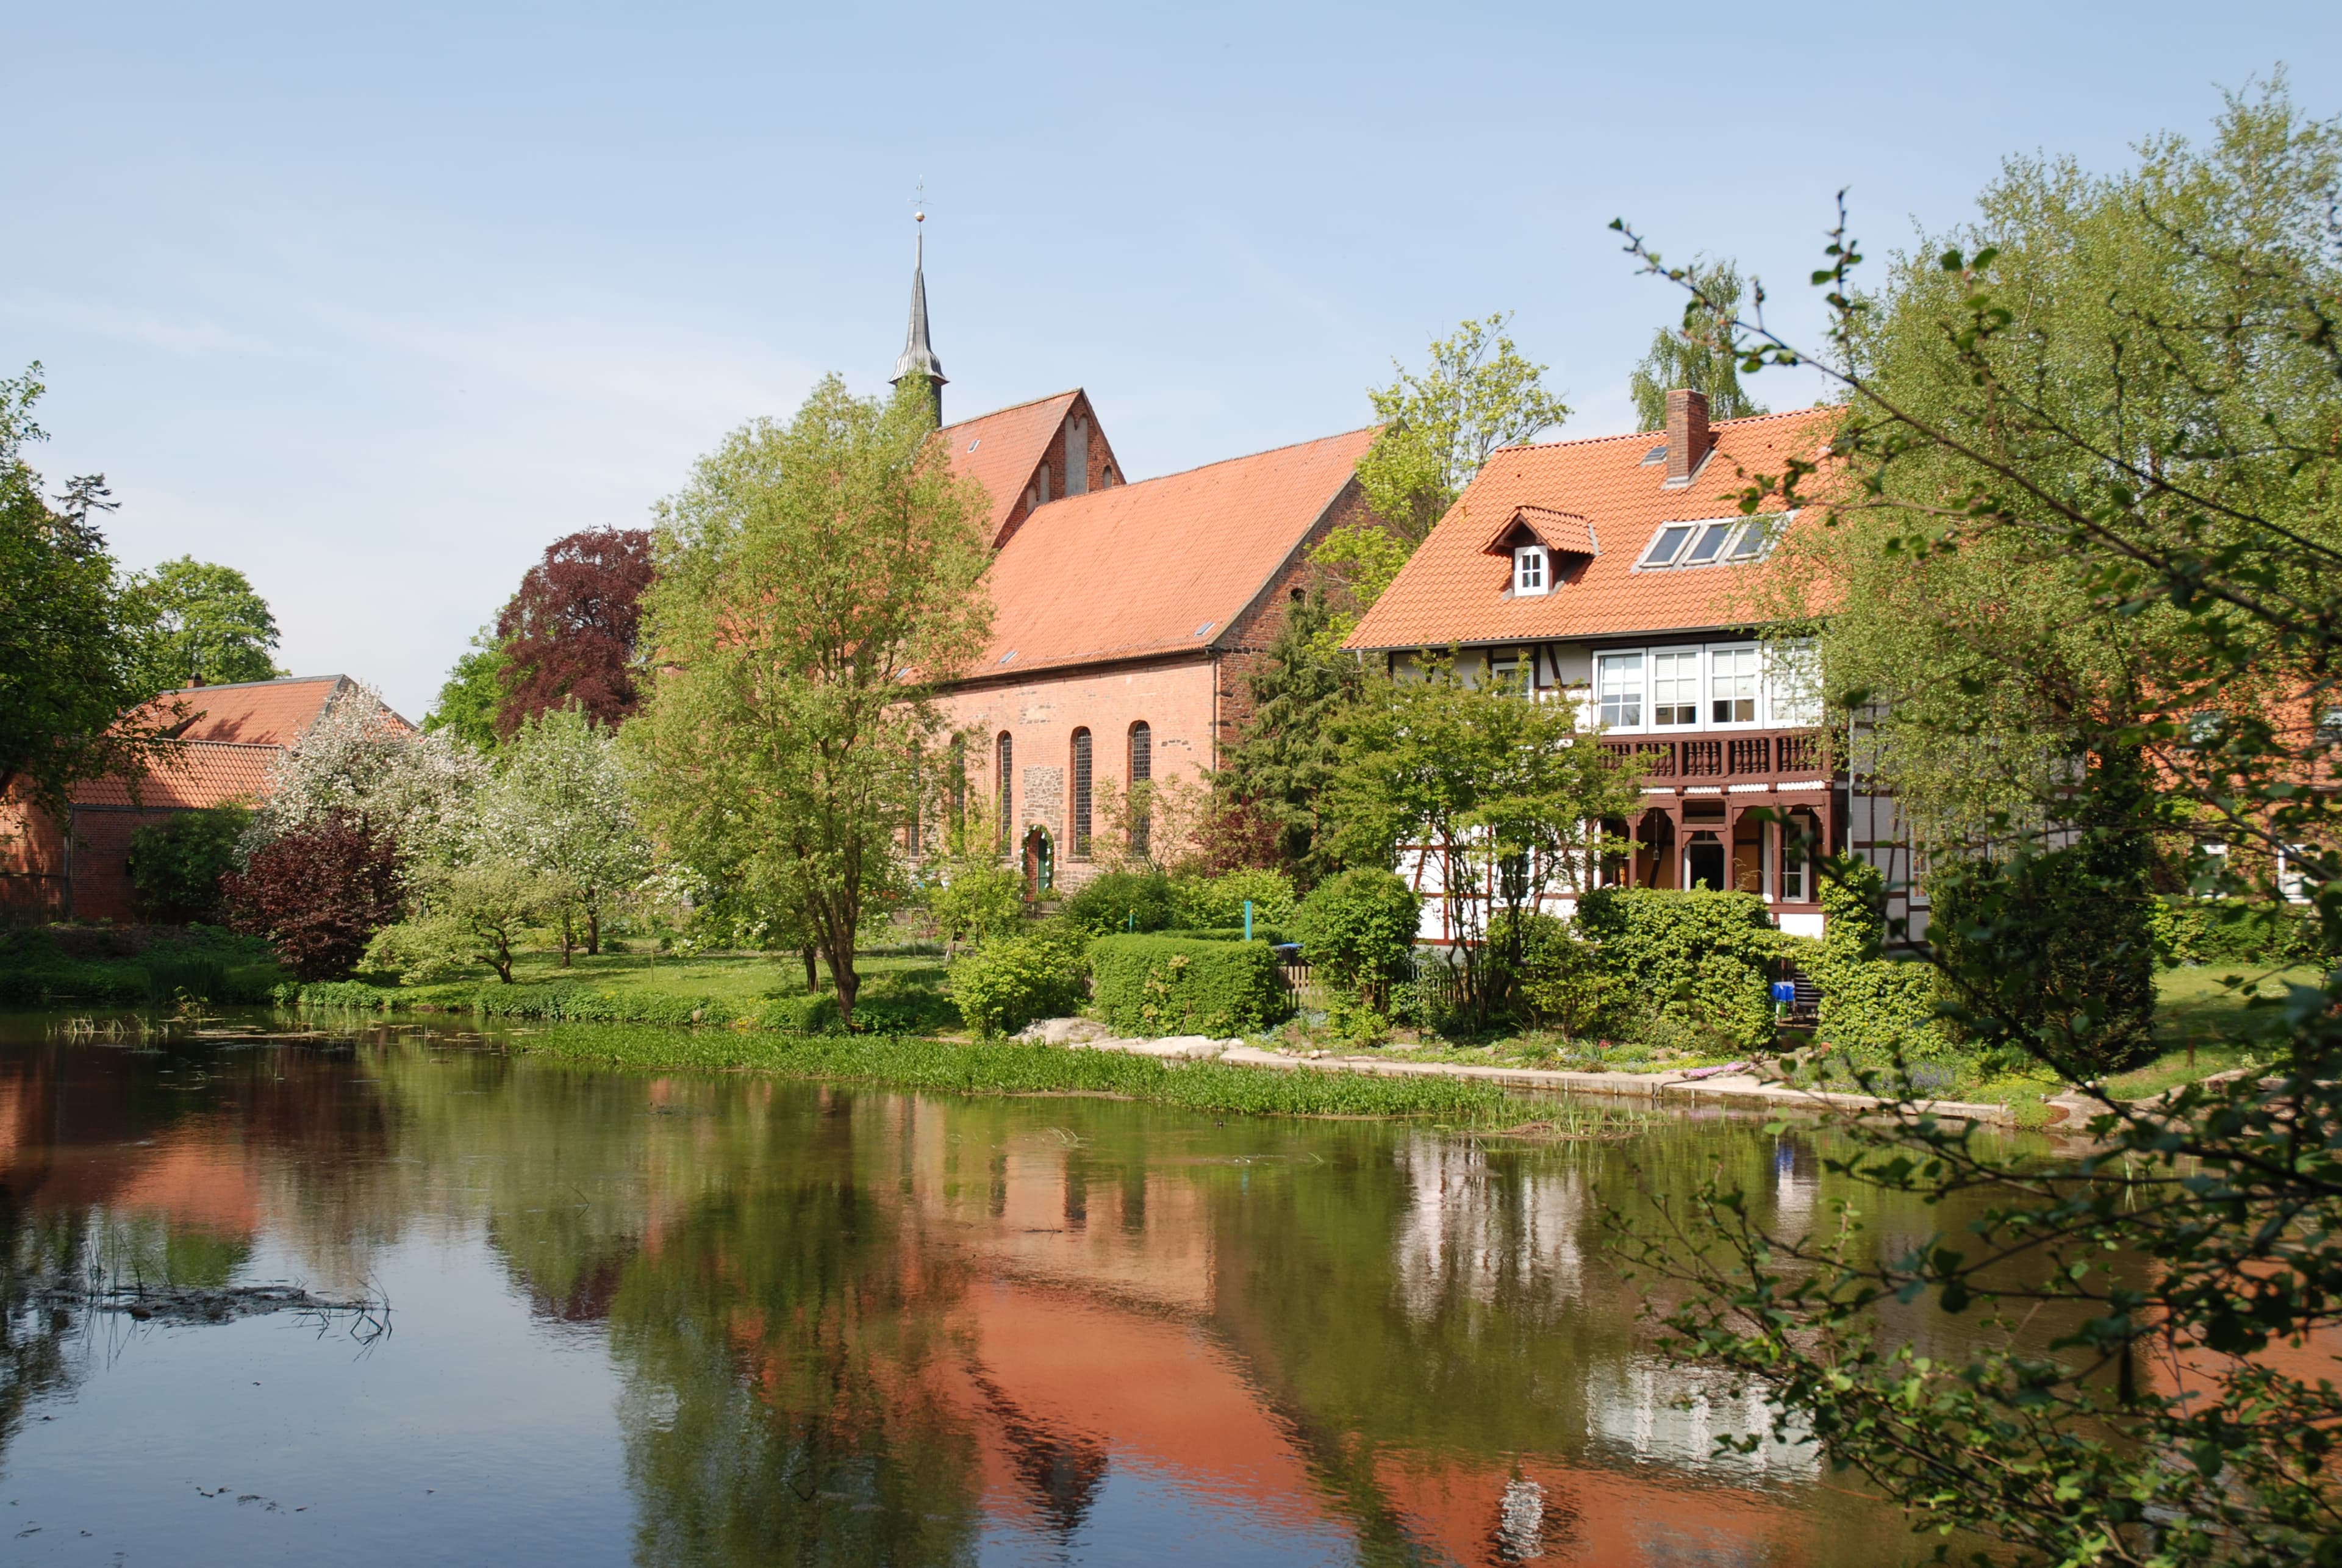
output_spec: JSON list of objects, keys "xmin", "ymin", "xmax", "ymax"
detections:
[
  {"xmin": 1726, "ymin": 520, "xmax": 1766, "ymax": 560},
  {"xmin": 1597, "ymin": 652, "xmax": 1642, "ymax": 728},
  {"xmin": 1686, "ymin": 523, "xmax": 1732, "ymax": 564},
  {"xmin": 1710, "ymin": 646, "xmax": 1760, "ymax": 723},
  {"xmin": 1653, "ymin": 650, "xmax": 1699, "ymax": 726},
  {"xmin": 1642, "ymin": 526, "xmax": 1692, "ymax": 566}
]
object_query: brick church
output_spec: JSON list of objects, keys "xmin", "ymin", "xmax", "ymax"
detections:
[{"xmin": 896, "ymin": 226, "xmax": 1387, "ymax": 894}]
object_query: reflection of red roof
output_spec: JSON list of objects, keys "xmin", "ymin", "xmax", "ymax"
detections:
[
  {"xmin": 938, "ymin": 392, "xmax": 1082, "ymax": 545},
  {"xmin": 969, "ymin": 427, "xmax": 1378, "ymax": 680},
  {"xmin": 75, "ymin": 742, "xmax": 279, "ymax": 809},
  {"xmin": 1347, "ymin": 407, "xmax": 1842, "ymax": 649}
]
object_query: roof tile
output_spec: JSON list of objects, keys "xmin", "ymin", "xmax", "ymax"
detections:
[
  {"xmin": 964, "ymin": 428, "xmax": 1379, "ymax": 681},
  {"xmin": 1346, "ymin": 407, "xmax": 1842, "ymax": 649}
]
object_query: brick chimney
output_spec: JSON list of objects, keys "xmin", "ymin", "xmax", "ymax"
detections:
[{"xmin": 1664, "ymin": 388, "xmax": 1711, "ymax": 487}]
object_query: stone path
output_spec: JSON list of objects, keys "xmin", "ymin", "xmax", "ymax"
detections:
[{"xmin": 1015, "ymin": 1018, "xmax": 2018, "ymax": 1125}]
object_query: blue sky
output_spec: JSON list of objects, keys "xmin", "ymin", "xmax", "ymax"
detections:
[{"xmin": 11, "ymin": 2, "xmax": 2338, "ymax": 721}]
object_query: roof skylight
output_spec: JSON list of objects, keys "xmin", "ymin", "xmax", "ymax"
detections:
[{"xmin": 1637, "ymin": 516, "xmax": 1786, "ymax": 571}]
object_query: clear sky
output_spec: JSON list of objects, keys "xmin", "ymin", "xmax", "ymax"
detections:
[{"xmin": 11, "ymin": 2, "xmax": 2338, "ymax": 721}]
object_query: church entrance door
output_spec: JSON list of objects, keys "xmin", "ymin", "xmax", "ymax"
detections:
[{"xmin": 1022, "ymin": 827, "xmax": 1054, "ymax": 900}]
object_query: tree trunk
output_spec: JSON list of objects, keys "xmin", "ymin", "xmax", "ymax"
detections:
[
  {"xmin": 802, "ymin": 947, "xmax": 820, "ymax": 993},
  {"xmin": 587, "ymin": 904, "xmax": 600, "ymax": 956}
]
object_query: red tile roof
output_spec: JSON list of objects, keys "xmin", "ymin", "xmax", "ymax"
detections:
[
  {"xmin": 963, "ymin": 427, "xmax": 1380, "ymax": 681},
  {"xmin": 74, "ymin": 742, "xmax": 281, "ymax": 810},
  {"xmin": 143, "ymin": 675, "xmax": 347, "ymax": 747},
  {"xmin": 938, "ymin": 392, "xmax": 1081, "ymax": 544},
  {"xmin": 1346, "ymin": 406, "xmax": 1844, "ymax": 650}
]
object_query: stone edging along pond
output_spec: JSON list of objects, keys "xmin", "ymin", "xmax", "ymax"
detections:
[{"xmin": 1027, "ymin": 1025, "xmax": 2021, "ymax": 1127}]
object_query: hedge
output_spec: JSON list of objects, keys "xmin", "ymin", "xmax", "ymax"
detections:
[
  {"xmin": 1158, "ymin": 925, "xmax": 1291, "ymax": 947},
  {"xmin": 1808, "ymin": 864, "xmax": 1953, "ymax": 1063},
  {"xmin": 1088, "ymin": 935, "xmax": 1287, "ymax": 1037},
  {"xmin": 1572, "ymin": 887, "xmax": 1782, "ymax": 1051},
  {"xmin": 2149, "ymin": 896, "xmax": 2322, "ymax": 966}
]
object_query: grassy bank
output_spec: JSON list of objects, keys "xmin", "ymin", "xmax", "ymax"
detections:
[
  {"xmin": 476, "ymin": 1025, "xmax": 1600, "ymax": 1129},
  {"xmin": 287, "ymin": 948, "xmax": 957, "ymax": 1033},
  {"xmin": 0, "ymin": 925, "xmax": 288, "ymax": 1007}
]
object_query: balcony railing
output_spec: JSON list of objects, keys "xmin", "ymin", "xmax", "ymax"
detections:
[{"xmin": 1599, "ymin": 729, "xmax": 1827, "ymax": 787}]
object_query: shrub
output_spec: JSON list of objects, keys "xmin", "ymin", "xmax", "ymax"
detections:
[
  {"xmin": 950, "ymin": 923, "xmax": 1090, "ymax": 1038},
  {"xmin": 1489, "ymin": 910, "xmax": 1610, "ymax": 1037},
  {"xmin": 1061, "ymin": 868, "xmax": 1178, "ymax": 935},
  {"xmin": 1089, "ymin": 934, "xmax": 1286, "ymax": 1037},
  {"xmin": 1170, "ymin": 867, "xmax": 1298, "ymax": 931},
  {"xmin": 127, "ymin": 805, "xmax": 250, "ymax": 924},
  {"xmin": 223, "ymin": 816, "xmax": 406, "ymax": 981},
  {"xmin": 1574, "ymin": 887, "xmax": 1781, "ymax": 1052},
  {"xmin": 928, "ymin": 861, "xmax": 1023, "ymax": 948},
  {"xmin": 1930, "ymin": 846, "xmax": 2157, "ymax": 1074},
  {"xmin": 140, "ymin": 953, "xmax": 231, "ymax": 1005},
  {"xmin": 1291, "ymin": 868, "xmax": 1420, "ymax": 1006}
]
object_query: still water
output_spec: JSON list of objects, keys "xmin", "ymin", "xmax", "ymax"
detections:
[{"xmin": 0, "ymin": 1012, "xmax": 1962, "ymax": 1567}]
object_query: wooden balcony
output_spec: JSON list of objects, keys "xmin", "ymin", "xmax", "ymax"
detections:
[{"xmin": 1598, "ymin": 729, "xmax": 1828, "ymax": 787}]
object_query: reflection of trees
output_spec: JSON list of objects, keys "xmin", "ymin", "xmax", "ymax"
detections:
[
  {"xmin": 0, "ymin": 1193, "xmax": 87, "ymax": 1478},
  {"xmin": 605, "ymin": 1103, "xmax": 985, "ymax": 1568}
]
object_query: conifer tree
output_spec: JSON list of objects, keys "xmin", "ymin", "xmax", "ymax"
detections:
[{"xmin": 1215, "ymin": 591, "xmax": 1362, "ymax": 886}]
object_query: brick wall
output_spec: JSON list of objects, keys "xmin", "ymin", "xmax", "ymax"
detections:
[{"xmin": 937, "ymin": 654, "xmax": 1217, "ymax": 890}]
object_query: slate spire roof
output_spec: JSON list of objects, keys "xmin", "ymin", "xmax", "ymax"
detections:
[{"xmin": 890, "ymin": 221, "xmax": 947, "ymax": 410}]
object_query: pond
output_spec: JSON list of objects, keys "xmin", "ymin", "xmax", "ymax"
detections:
[{"xmin": 0, "ymin": 1010, "xmax": 1982, "ymax": 1566}]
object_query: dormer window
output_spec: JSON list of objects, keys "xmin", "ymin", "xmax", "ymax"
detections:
[{"xmin": 1513, "ymin": 545, "xmax": 1549, "ymax": 596}]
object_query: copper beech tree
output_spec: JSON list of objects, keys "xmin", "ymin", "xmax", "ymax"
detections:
[
  {"xmin": 495, "ymin": 526, "xmax": 653, "ymax": 735},
  {"xmin": 625, "ymin": 376, "xmax": 992, "ymax": 1026}
]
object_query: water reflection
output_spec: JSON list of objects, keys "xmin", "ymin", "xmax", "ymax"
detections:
[{"xmin": 0, "ymin": 1015, "xmax": 1957, "ymax": 1566}]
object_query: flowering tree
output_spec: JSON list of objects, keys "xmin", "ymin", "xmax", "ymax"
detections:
[
  {"xmin": 223, "ymin": 816, "xmax": 404, "ymax": 979},
  {"xmin": 495, "ymin": 527, "xmax": 652, "ymax": 735},
  {"xmin": 480, "ymin": 704, "xmax": 650, "ymax": 961},
  {"xmin": 246, "ymin": 682, "xmax": 488, "ymax": 867}
]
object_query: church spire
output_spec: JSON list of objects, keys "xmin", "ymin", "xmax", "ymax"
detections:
[{"xmin": 890, "ymin": 207, "xmax": 945, "ymax": 425}]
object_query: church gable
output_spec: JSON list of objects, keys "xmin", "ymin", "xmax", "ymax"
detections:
[{"xmin": 938, "ymin": 389, "xmax": 1123, "ymax": 549}]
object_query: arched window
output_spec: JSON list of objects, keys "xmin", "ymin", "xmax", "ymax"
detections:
[
  {"xmin": 997, "ymin": 732, "xmax": 1014, "ymax": 854},
  {"xmin": 948, "ymin": 736, "xmax": 965, "ymax": 837},
  {"xmin": 1128, "ymin": 721, "xmax": 1152, "ymax": 859},
  {"xmin": 1070, "ymin": 728, "xmax": 1093, "ymax": 859}
]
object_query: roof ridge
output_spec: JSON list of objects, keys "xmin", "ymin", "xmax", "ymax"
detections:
[
  {"xmin": 1046, "ymin": 425, "xmax": 1380, "ymax": 500},
  {"xmin": 162, "ymin": 674, "xmax": 342, "ymax": 695},
  {"xmin": 1486, "ymin": 404, "xmax": 1841, "ymax": 460},
  {"xmin": 937, "ymin": 389, "xmax": 1081, "ymax": 431}
]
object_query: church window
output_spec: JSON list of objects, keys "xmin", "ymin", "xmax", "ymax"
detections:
[
  {"xmin": 996, "ymin": 732, "xmax": 1014, "ymax": 854},
  {"xmin": 1128, "ymin": 721, "xmax": 1152, "ymax": 858},
  {"xmin": 1065, "ymin": 417, "xmax": 1090, "ymax": 496},
  {"xmin": 1070, "ymin": 729, "xmax": 1093, "ymax": 859},
  {"xmin": 948, "ymin": 736, "xmax": 965, "ymax": 836}
]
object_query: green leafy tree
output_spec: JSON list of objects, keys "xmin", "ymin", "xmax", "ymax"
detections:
[
  {"xmin": 1627, "ymin": 258, "xmax": 1768, "ymax": 431},
  {"xmin": 0, "ymin": 364, "xmax": 177, "ymax": 829},
  {"xmin": 1327, "ymin": 663, "xmax": 1640, "ymax": 1031},
  {"xmin": 1291, "ymin": 867, "xmax": 1420, "ymax": 1012},
  {"xmin": 376, "ymin": 860, "xmax": 568, "ymax": 984},
  {"xmin": 482, "ymin": 704, "xmax": 649, "ymax": 962},
  {"xmin": 1214, "ymin": 590, "xmax": 1364, "ymax": 882},
  {"xmin": 124, "ymin": 556, "xmax": 286, "ymax": 689},
  {"xmin": 1318, "ymin": 315, "xmax": 1570, "ymax": 621},
  {"xmin": 1608, "ymin": 81, "xmax": 2342, "ymax": 1566},
  {"xmin": 126, "ymin": 804, "xmax": 251, "ymax": 924},
  {"xmin": 626, "ymin": 377, "xmax": 992, "ymax": 1028},
  {"xmin": 423, "ymin": 627, "xmax": 510, "ymax": 753}
]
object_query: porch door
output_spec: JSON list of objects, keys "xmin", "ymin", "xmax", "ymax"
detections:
[
  {"xmin": 1685, "ymin": 831, "xmax": 1728, "ymax": 892},
  {"xmin": 1022, "ymin": 826, "xmax": 1054, "ymax": 898}
]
